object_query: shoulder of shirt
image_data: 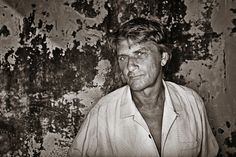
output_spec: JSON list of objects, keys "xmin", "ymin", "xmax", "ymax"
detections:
[
  {"xmin": 165, "ymin": 81, "xmax": 204, "ymax": 108},
  {"xmin": 89, "ymin": 85, "xmax": 128, "ymax": 112},
  {"xmin": 165, "ymin": 81, "xmax": 201, "ymax": 97}
]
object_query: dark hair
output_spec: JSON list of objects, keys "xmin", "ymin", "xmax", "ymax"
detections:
[{"xmin": 109, "ymin": 17, "xmax": 172, "ymax": 58}]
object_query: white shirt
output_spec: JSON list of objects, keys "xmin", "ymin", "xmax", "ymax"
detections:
[{"xmin": 68, "ymin": 81, "xmax": 219, "ymax": 157}]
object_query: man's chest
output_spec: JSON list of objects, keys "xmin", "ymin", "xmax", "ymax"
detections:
[
  {"xmin": 142, "ymin": 113, "xmax": 163, "ymax": 153},
  {"xmin": 96, "ymin": 113, "xmax": 199, "ymax": 157}
]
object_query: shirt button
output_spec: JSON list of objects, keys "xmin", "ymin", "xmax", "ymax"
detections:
[{"xmin": 149, "ymin": 134, "xmax": 152, "ymax": 139}]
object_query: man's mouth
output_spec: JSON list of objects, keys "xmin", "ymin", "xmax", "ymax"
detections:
[{"xmin": 128, "ymin": 74, "xmax": 142, "ymax": 80}]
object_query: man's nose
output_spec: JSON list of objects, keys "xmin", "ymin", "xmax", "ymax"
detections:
[{"xmin": 127, "ymin": 57, "xmax": 138, "ymax": 72}]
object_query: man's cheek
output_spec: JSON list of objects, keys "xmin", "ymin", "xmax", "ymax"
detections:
[
  {"xmin": 123, "ymin": 73, "xmax": 129, "ymax": 81},
  {"xmin": 121, "ymin": 68, "xmax": 127, "ymax": 76}
]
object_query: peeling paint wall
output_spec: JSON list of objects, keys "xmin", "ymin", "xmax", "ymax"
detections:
[{"xmin": 0, "ymin": 0, "xmax": 235, "ymax": 156}]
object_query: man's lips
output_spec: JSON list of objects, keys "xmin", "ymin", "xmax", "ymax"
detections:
[{"xmin": 128, "ymin": 74, "xmax": 143, "ymax": 79}]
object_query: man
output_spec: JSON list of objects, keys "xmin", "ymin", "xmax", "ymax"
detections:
[{"xmin": 68, "ymin": 17, "xmax": 219, "ymax": 157}]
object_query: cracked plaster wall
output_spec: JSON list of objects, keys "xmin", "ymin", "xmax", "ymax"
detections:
[{"xmin": 0, "ymin": 0, "xmax": 235, "ymax": 156}]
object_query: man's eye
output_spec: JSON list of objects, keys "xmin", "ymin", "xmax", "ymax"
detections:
[
  {"xmin": 136, "ymin": 51, "xmax": 146, "ymax": 57},
  {"xmin": 137, "ymin": 52, "xmax": 143, "ymax": 56},
  {"xmin": 118, "ymin": 56, "xmax": 126, "ymax": 61}
]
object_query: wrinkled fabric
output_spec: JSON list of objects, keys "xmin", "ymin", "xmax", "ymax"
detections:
[{"xmin": 68, "ymin": 81, "xmax": 219, "ymax": 157}]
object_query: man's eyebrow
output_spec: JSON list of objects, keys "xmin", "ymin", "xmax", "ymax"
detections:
[
  {"xmin": 133, "ymin": 47, "xmax": 149, "ymax": 53},
  {"xmin": 117, "ymin": 53, "xmax": 127, "ymax": 56}
]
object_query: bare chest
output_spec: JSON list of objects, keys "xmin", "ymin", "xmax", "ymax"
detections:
[{"xmin": 142, "ymin": 112, "xmax": 163, "ymax": 153}]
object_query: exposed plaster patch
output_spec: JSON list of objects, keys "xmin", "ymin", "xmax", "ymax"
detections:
[
  {"xmin": 40, "ymin": 132, "xmax": 70, "ymax": 157},
  {"xmin": 26, "ymin": 134, "xmax": 42, "ymax": 157},
  {"xmin": 93, "ymin": 59, "xmax": 111, "ymax": 86},
  {"xmin": 184, "ymin": 0, "xmax": 202, "ymax": 22},
  {"xmin": 46, "ymin": 38, "xmax": 66, "ymax": 55},
  {"xmin": 176, "ymin": 37, "xmax": 225, "ymax": 101},
  {"xmin": 0, "ymin": 3, "xmax": 22, "ymax": 67},
  {"xmin": 74, "ymin": 28, "xmax": 105, "ymax": 49},
  {"xmin": 4, "ymin": 49, "xmax": 17, "ymax": 71}
]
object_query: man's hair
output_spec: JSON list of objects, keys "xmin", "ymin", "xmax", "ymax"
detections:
[{"xmin": 109, "ymin": 17, "xmax": 172, "ymax": 58}]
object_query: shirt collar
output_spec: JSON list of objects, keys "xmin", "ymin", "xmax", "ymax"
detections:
[
  {"xmin": 163, "ymin": 80, "xmax": 183, "ymax": 114},
  {"xmin": 120, "ymin": 85, "xmax": 136, "ymax": 118},
  {"xmin": 120, "ymin": 80, "xmax": 182, "ymax": 119}
]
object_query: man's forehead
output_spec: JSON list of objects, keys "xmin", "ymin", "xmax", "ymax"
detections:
[{"xmin": 117, "ymin": 40, "xmax": 157, "ymax": 53}]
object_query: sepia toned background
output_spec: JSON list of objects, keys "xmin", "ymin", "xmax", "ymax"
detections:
[{"xmin": 0, "ymin": 0, "xmax": 236, "ymax": 156}]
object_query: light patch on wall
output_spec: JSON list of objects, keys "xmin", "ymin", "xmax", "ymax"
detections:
[
  {"xmin": 0, "ymin": 90, "xmax": 7, "ymax": 110},
  {"xmin": 46, "ymin": 38, "xmax": 66, "ymax": 58},
  {"xmin": 26, "ymin": 134, "xmax": 42, "ymax": 156},
  {"xmin": 0, "ymin": 2, "xmax": 22, "ymax": 68},
  {"xmin": 74, "ymin": 28, "xmax": 105, "ymax": 49},
  {"xmin": 176, "ymin": 35, "xmax": 225, "ymax": 107},
  {"xmin": 93, "ymin": 59, "xmax": 111, "ymax": 86},
  {"xmin": 184, "ymin": 0, "xmax": 202, "ymax": 23},
  {"xmin": 40, "ymin": 132, "xmax": 70, "ymax": 157}
]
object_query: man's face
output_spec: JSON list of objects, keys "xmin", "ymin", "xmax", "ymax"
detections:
[{"xmin": 117, "ymin": 40, "xmax": 164, "ymax": 91}]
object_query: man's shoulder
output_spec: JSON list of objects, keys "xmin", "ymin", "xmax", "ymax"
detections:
[
  {"xmin": 165, "ymin": 81, "xmax": 204, "ymax": 110},
  {"xmin": 99, "ymin": 85, "xmax": 128, "ymax": 102},
  {"xmin": 91, "ymin": 85, "xmax": 129, "ymax": 110},
  {"xmin": 165, "ymin": 81, "xmax": 200, "ymax": 98},
  {"xmin": 87, "ymin": 85, "xmax": 129, "ymax": 120}
]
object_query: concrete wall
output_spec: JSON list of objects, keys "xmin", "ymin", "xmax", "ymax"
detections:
[{"xmin": 0, "ymin": 0, "xmax": 235, "ymax": 156}]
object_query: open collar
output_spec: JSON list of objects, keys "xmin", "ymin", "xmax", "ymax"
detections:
[
  {"xmin": 120, "ymin": 85, "xmax": 136, "ymax": 119},
  {"xmin": 120, "ymin": 80, "xmax": 183, "ymax": 119},
  {"xmin": 119, "ymin": 81, "xmax": 184, "ymax": 155},
  {"xmin": 161, "ymin": 80, "xmax": 183, "ymax": 154}
]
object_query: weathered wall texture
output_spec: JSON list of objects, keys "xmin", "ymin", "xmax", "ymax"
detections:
[{"xmin": 0, "ymin": 0, "xmax": 235, "ymax": 156}]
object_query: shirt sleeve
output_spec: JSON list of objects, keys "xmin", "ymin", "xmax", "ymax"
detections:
[
  {"xmin": 67, "ymin": 109, "xmax": 98, "ymax": 157},
  {"xmin": 192, "ymin": 91, "xmax": 219, "ymax": 157}
]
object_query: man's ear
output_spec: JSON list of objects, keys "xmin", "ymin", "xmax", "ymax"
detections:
[{"xmin": 161, "ymin": 52, "xmax": 169, "ymax": 66}]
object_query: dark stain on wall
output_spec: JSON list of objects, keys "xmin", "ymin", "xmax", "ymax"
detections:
[
  {"xmin": 19, "ymin": 10, "xmax": 36, "ymax": 44},
  {"xmin": 0, "ymin": 25, "xmax": 10, "ymax": 37},
  {"xmin": 71, "ymin": 0, "xmax": 99, "ymax": 18},
  {"xmin": 42, "ymin": 11, "xmax": 50, "ymax": 17},
  {"xmin": 45, "ymin": 24, "xmax": 53, "ymax": 33},
  {"xmin": 231, "ymin": 19, "xmax": 236, "ymax": 33},
  {"xmin": 224, "ymin": 131, "xmax": 236, "ymax": 156},
  {"xmin": 230, "ymin": 8, "xmax": 236, "ymax": 33},
  {"xmin": 225, "ymin": 131, "xmax": 236, "ymax": 148},
  {"xmin": 215, "ymin": 120, "xmax": 236, "ymax": 157},
  {"xmin": 72, "ymin": 19, "xmax": 83, "ymax": 38},
  {"xmin": 226, "ymin": 121, "xmax": 231, "ymax": 128},
  {"xmin": 218, "ymin": 128, "xmax": 225, "ymax": 134},
  {"xmin": 0, "ymin": 119, "xmax": 23, "ymax": 156}
]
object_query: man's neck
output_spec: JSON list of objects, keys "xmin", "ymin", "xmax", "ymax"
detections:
[
  {"xmin": 131, "ymin": 78, "xmax": 165, "ymax": 153},
  {"xmin": 131, "ymin": 78, "xmax": 165, "ymax": 112}
]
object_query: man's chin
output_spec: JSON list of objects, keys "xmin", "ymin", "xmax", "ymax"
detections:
[{"xmin": 128, "ymin": 83, "xmax": 144, "ymax": 92}]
